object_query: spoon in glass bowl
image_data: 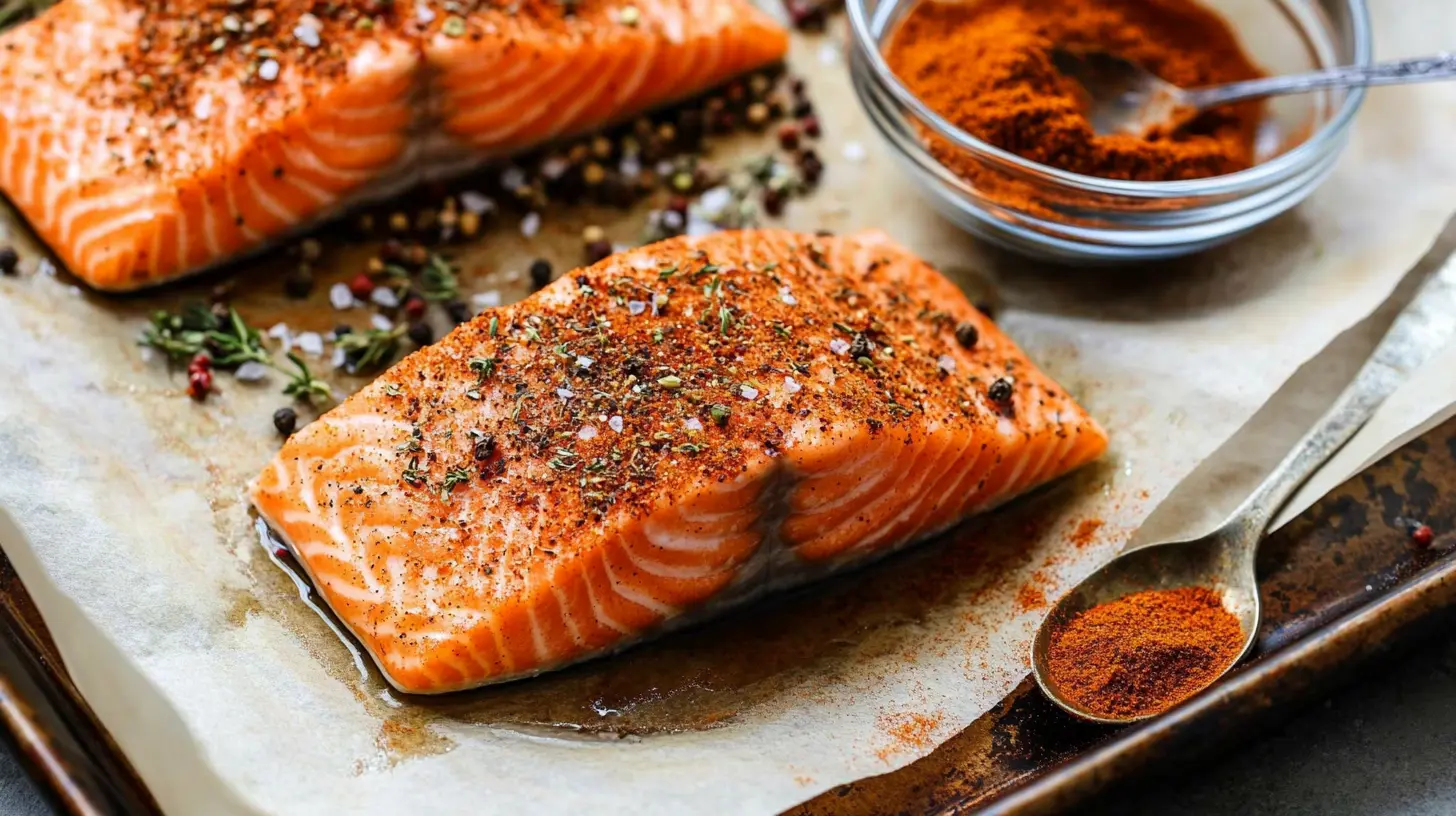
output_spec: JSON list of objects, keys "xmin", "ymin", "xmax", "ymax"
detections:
[
  {"xmin": 1030, "ymin": 249, "xmax": 1456, "ymax": 725},
  {"xmin": 1051, "ymin": 49, "xmax": 1456, "ymax": 136}
]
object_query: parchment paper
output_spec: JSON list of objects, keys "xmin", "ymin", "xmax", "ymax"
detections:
[{"xmin": 0, "ymin": 3, "xmax": 1454, "ymax": 813}]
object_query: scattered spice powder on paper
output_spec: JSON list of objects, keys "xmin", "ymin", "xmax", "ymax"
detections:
[
  {"xmin": 1046, "ymin": 586, "xmax": 1243, "ymax": 719},
  {"xmin": 875, "ymin": 711, "xmax": 944, "ymax": 762},
  {"xmin": 1069, "ymin": 518, "xmax": 1104, "ymax": 548}
]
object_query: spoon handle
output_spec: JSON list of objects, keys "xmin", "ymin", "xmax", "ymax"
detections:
[
  {"xmin": 1185, "ymin": 53, "xmax": 1456, "ymax": 109},
  {"xmin": 1237, "ymin": 251, "xmax": 1456, "ymax": 527}
]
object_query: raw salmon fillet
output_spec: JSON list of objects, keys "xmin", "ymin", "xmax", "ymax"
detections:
[
  {"xmin": 0, "ymin": 0, "xmax": 786, "ymax": 291},
  {"xmin": 251, "ymin": 229, "xmax": 1108, "ymax": 693}
]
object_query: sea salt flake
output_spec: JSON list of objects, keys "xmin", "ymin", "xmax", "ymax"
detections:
[
  {"xmin": 739, "ymin": 384, "xmax": 759, "ymax": 400},
  {"xmin": 233, "ymin": 361, "xmax": 270, "ymax": 382},
  {"xmin": 293, "ymin": 19, "xmax": 321, "ymax": 47},
  {"xmin": 415, "ymin": 2, "xmax": 436, "ymax": 22},
  {"xmin": 500, "ymin": 166, "xmax": 527, "ymax": 190},
  {"xmin": 842, "ymin": 141, "xmax": 867, "ymax": 162},
  {"xmin": 192, "ymin": 94, "xmax": 213, "ymax": 121},
  {"xmin": 697, "ymin": 186, "xmax": 733, "ymax": 215},
  {"xmin": 329, "ymin": 282, "xmax": 355, "ymax": 310},
  {"xmin": 556, "ymin": 387, "xmax": 576, "ymax": 400},
  {"xmin": 576, "ymin": 355, "xmax": 595, "ymax": 369},
  {"xmin": 267, "ymin": 322, "xmax": 292, "ymax": 340},
  {"xmin": 471, "ymin": 290, "xmax": 502, "ymax": 309},
  {"xmin": 661, "ymin": 210, "xmax": 684, "ymax": 230},
  {"xmin": 520, "ymin": 212, "xmax": 541, "ymax": 237},
  {"xmin": 608, "ymin": 415, "xmax": 625, "ymax": 433},
  {"xmin": 257, "ymin": 59, "xmax": 280, "ymax": 82},
  {"xmin": 778, "ymin": 286, "xmax": 797, "ymax": 306},
  {"xmin": 331, "ymin": 347, "xmax": 347, "ymax": 369},
  {"xmin": 655, "ymin": 160, "xmax": 675, "ymax": 177},
  {"xmin": 371, "ymin": 287, "xmax": 400, "ymax": 308},
  {"xmin": 296, "ymin": 332, "xmax": 324, "ymax": 356},
  {"xmin": 578, "ymin": 425, "xmax": 598, "ymax": 441},
  {"xmin": 460, "ymin": 191, "xmax": 494, "ymax": 214},
  {"xmin": 627, "ymin": 300, "xmax": 647, "ymax": 316},
  {"xmin": 818, "ymin": 42, "xmax": 839, "ymax": 64},
  {"xmin": 684, "ymin": 417, "xmax": 703, "ymax": 432},
  {"xmin": 370, "ymin": 314, "xmax": 394, "ymax": 332},
  {"xmin": 540, "ymin": 157, "xmax": 570, "ymax": 179},
  {"xmin": 829, "ymin": 338, "xmax": 851, "ymax": 355},
  {"xmin": 685, "ymin": 214, "xmax": 716, "ymax": 237},
  {"xmin": 938, "ymin": 354, "xmax": 957, "ymax": 374},
  {"xmin": 784, "ymin": 376, "xmax": 802, "ymax": 394}
]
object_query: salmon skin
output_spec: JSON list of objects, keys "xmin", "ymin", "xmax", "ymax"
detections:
[
  {"xmin": 250, "ymin": 229, "xmax": 1108, "ymax": 694},
  {"xmin": 0, "ymin": 0, "xmax": 787, "ymax": 291}
]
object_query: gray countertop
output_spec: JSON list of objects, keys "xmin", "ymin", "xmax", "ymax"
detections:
[{"xmin": 1, "ymin": 633, "xmax": 1454, "ymax": 815}]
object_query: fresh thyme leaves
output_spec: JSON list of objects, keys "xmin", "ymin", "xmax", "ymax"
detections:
[
  {"xmin": 439, "ymin": 466, "xmax": 473, "ymax": 500},
  {"xmin": 139, "ymin": 305, "xmax": 268, "ymax": 367},
  {"xmin": 489, "ymin": 316, "xmax": 499, "ymax": 338},
  {"xmin": 421, "ymin": 254, "xmax": 460, "ymax": 302},
  {"xmin": 468, "ymin": 356, "xmax": 499, "ymax": 383},
  {"xmin": 282, "ymin": 353, "xmax": 332, "ymax": 405},
  {"xmin": 336, "ymin": 324, "xmax": 405, "ymax": 373},
  {"xmin": 718, "ymin": 304, "xmax": 734, "ymax": 335},
  {"xmin": 384, "ymin": 382, "xmax": 403, "ymax": 397},
  {"xmin": 401, "ymin": 457, "xmax": 426, "ymax": 486}
]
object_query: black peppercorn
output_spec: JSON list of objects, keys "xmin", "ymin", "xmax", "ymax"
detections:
[
  {"xmin": 848, "ymin": 333, "xmax": 871, "ymax": 359},
  {"xmin": 273, "ymin": 407, "xmax": 298, "ymax": 437},
  {"xmin": 988, "ymin": 377, "xmax": 1014, "ymax": 402},
  {"xmin": 333, "ymin": 324, "xmax": 353, "ymax": 337},
  {"xmin": 954, "ymin": 321, "xmax": 979, "ymax": 349},
  {"xmin": 762, "ymin": 187, "xmax": 785, "ymax": 217},
  {"xmin": 529, "ymin": 258, "xmax": 553, "ymax": 290},
  {"xmin": 584, "ymin": 239, "xmax": 613, "ymax": 264},
  {"xmin": 283, "ymin": 265, "xmax": 314, "ymax": 298},
  {"xmin": 473, "ymin": 434, "xmax": 496, "ymax": 461},
  {"xmin": 407, "ymin": 321, "xmax": 433, "ymax": 346},
  {"xmin": 0, "ymin": 246, "xmax": 20, "ymax": 276},
  {"xmin": 444, "ymin": 299, "xmax": 471, "ymax": 324},
  {"xmin": 799, "ymin": 149, "xmax": 824, "ymax": 186}
]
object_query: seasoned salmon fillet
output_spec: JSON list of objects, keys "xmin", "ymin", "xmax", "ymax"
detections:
[
  {"xmin": 0, "ymin": 0, "xmax": 786, "ymax": 291},
  {"xmin": 250, "ymin": 229, "xmax": 1107, "ymax": 694}
]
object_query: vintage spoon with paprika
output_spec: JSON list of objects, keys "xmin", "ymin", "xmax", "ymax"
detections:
[
  {"xmin": 1031, "ymin": 249, "xmax": 1456, "ymax": 725},
  {"xmin": 1051, "ymin": 49, "xmax": 1456, "ymax": 136}
]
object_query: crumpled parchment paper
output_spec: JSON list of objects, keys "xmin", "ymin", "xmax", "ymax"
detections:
[{"xmin": 0, "ymin": 3, "xmax": 1453, "ymax": 813}]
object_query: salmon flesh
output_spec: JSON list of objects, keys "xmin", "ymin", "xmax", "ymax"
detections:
[
  {"xmin": 250, "ymin": 229, "xmax": 1108, "ymax": 694},
  {"xmin": 0, "ymin": 0, "xmax": 787, "ymax": 290}
]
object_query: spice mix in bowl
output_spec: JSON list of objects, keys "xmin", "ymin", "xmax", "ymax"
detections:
[{"xmin": 847, "ymin": 0, "xmax": 1370, "ymax": 260}]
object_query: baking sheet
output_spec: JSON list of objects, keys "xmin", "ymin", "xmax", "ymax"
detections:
[{"xmin": 1, "ymin": 4, "xmax": 1454, "ymax": 814}]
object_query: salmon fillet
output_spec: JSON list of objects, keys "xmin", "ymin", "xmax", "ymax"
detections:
[
  {"xmin": 250, "ymin": 229, "xmax": 1108, "ymax": 694},
  {"xmin": 0, "ymin": 0, "xmax": 787, "ymax": 291}
]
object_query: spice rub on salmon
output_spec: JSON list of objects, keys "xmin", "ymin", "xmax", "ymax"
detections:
[
  {"xmin": 0, "ymin": 0, "xmax": 787, "ymax": 291},
  {"xmin": 250, "ymin": 229, "xmax": 1108, "ymax": 693}
]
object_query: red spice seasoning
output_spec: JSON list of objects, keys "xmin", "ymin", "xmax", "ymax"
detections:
[{"xmin": 1046, "ymin": 586, "xmax": 1243, "ymax": 719}]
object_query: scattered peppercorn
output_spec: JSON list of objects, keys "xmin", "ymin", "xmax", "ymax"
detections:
[
  {"xmin": 777, "ymin": 123, "xmax": 800, "ymax": 151},
  {"xmin": 273, "ymin": 406, "xmax": 298, "ymax": 437},
  {"xmin": 955, "ymin": 321, "xmax": 979, "ymax": 349},
  {"xmin": 800, "ymin": 115, "xmax": 821, "ymax": 138},
  {"xmin": 0, "ymin": 246, "xmax": 17, "ymax": 276},
  {"xmin": 445, "ymin": 299, "xmax": 472, "ymax": 324},
  {"xmin": 529, "ymin": 259, "xmax": 554, "ymax": 290},
  {"xmin": 762, "ymin": 187, "xmax": 786, "ymax": 217},
  {"xmin": 407, "ymin": 321, "xmax": 434, "ymax": 346},
  {"xmin": 799, "ymin": 149, "xmax": 824, "ymax": 185},
  {"xmin": 283, "ymin": 265, "xmax": 314, "ymax": 298},
  {"xmin": 187, "ymin": 353, "xmax": 213, "ymax": 401},
  {"xmin": 988, "ymin": 377, "xmax": 1014, "ymax": 402},
  {"xmin": 348, "ymin": 272, "xmax": 376, "ymax": 299},
  {"xmin": 1411, "ymin": 523, "xmax": 1435, "ymax": 547},
  {"xmin": 585, "ymin": 239, "xmax": 613, "ymax": 264},
  {"xmin": 403, "ymin": 296, "xmax": 428, "ymax": 320}
]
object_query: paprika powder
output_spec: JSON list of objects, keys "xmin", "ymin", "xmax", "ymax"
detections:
[
  {"xmin": 886, "ymin": 0, "xmax": 1266, "ymax": 182},
  {"xmin": 1046, "ymin": 586, "xmax": 1243, "ymax": 719}
]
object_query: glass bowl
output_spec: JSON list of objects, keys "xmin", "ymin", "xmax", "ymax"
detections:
[{"xmin": 846, "ymin": 0, "xmax": 1372, "ymax": 262}]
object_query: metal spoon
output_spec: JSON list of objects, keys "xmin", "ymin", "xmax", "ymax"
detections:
[
  {"xmin": 1051, "ymin": 50, "xmax": 1456, "ymax": 137},
  {"xmin": 1031, "ymin": 250, "xmax": 1456, "ymax": 725}
]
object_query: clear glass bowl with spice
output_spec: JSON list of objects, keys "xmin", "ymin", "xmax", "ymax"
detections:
[{"xmin": 847, "ymin": 0, "xmax": 1372, "ymax": 262}]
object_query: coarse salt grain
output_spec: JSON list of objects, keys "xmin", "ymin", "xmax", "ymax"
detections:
[
  {"xmin": 829, "ymin": 338, "xmax": 851, "ymax": 355},
  {"xmin": 293, "ymin": 20, "xmax": 321, "ymax": 47},
  {"xmin": 193, "ymin": 94, "xmax": 213, "ymax": 121},
  {"xmin": 460, "ymin": 191, "xmax": 494, "ymax": 214},
  {"xmin": 576, "ymin": 355, "xmax": 595, "ymax": 369},
  {"xmin": 685, "ymin": 214, "xmax": 716, "ymax": 237},
  {"xmin": 267, "ymin": 322, "xmax": 291, "ymax": 341},
  {"xmin": 556, "ymin": 387, "xmax": 576, "ymax": 400},
  {"xmin": 627, "ymin": 300, "xmax": 647, "ymax": 316},
  {"xmin": 500, "ymin": 166, "xmax": 526, "ymax": 190},
  {"xmin": 697, "ymin": 186, "xmax": 733, "ymax": 214},
  {"xmin": 842, "ymin": 141, "xmax": 867, "ymax": 162},
  {"xmin": 329, "ymin": 282, "xmax": 355, "ymax": 310},
  {"xmin": 778, "ymin": 286, "xmax": 797, "ymax": 305},
  {"xmin": 785, "ymin": 376, "xmax": 802, "ymax": 394},
  {"xmin": 540, "ymin": 157, "xmax": 570, "ymax": 179},
  {"xmin": 415, "ymin": 2, "xmax": 436, "ymax": 22},
  {"xmin": 619, "ymin": 154, "xmax": 642, "ymax": 177},
  {"xmin": 739, "ymin": 384, "xmax": 759, "ymax": 400},
  {"xmin": 257, "ymin": 59, "xmax": 280, "ymax": 82},
  {"xmin": 608, "ymin": 415, "xmax": 624, "ymax": 433},
  {"xmin": 471, "ymin": 290, "xmax": 502, "ymax": 309},
  {"xmin": 520, "ymin": 212, "xmax": 541, "ymax": 237},
  {"xmin": 296, "ymin": 332, "xmax": 324, "ymax": 356},
  {"xmin": 331, "ymin": 347, "xmax": 347, "ymax": 369},
  {"xmin": 578, "ymin": 425, "xmax": 598, "ymax": 441},
  {"xmin": 234, "ymin": 361, "xmax": 270, "ymax": 382},
  {"xmin": 370, "ymin": 314, "xmax": 394, "ymax": 332},
  {"xmin": 661, "ymin": 210, "xmax": 684, "ymax": 230},
  {"xmin": 371, "ymin": 287, "xmax": 400, "ymax": 308},
  {"xmin": 684, "ymin": 417, "xmax": 703, "ymax": 431},
  {"xmin": 818, "ymin": 42, "xmax": 839, "ymax": 64},
  {"xmin": 937, "ymin": 354, "xmax": 957, "ymax": 373}
]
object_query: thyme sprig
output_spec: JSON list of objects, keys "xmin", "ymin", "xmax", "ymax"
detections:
[
  {"xmin": 139, "ymin": 305, "xmax": 269, "ymax": 367},
  {"xmin": 336, "ymin": 324, "xmax": 406, "ymax": 373},
  {"xmin": 281, "ymin": 353, "xmax": 332, "ymax": 405},
  {"xmin": 420, "ymin": 254, "xmax": 460, "ymax": 302}
]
